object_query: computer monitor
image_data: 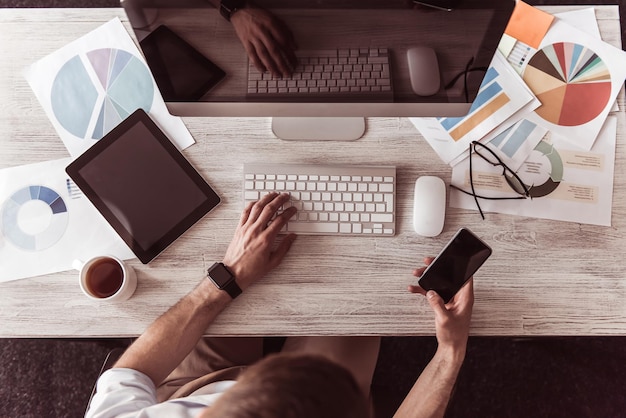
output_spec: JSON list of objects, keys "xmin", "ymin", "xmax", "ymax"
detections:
[{"xmin": 122, "ymin": 0, "xmax": 515, "ymax": 139}]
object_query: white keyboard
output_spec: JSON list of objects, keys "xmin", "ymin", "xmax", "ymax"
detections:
[
  {"xmin": 247, "ymin": 48, "xmax": 393, "ymax": 100},
  {"xmin": 244, "ymin": 163, "xmax": 396, "ymax": 236}
]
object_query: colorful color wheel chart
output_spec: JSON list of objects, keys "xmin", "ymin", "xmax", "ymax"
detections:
[
  {"xmin": 51, "ymin": 48, "xmax": 154, "ymax": 140},
  {"xmin": 522, "ymin": 42, "xmax": 612, "ymax": 126},
  {"xmin": 1, "ymin": 186, "xmax": 69, "ymax": 251}
]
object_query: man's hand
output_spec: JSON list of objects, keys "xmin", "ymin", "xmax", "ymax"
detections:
[
  {"xmin": 223, "ymin": 192, "xmax": 297, "ymax": 291},
  {"xmin": 409, "ymin": 257, "xmax": 474, "ymax": 355},
  {"xmin": 393, "ymin": 258, "xmax": 474, "ymax": 418},
  {"xmin": 111, "ymin": 193, "xmax": 296, "ymax": 387},
  {"xmin": 230, "ymin": 7, "xmax": 297, "ymax": 78}
]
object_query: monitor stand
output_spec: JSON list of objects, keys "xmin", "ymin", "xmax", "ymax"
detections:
[{"xmin": 272, "ymin": 117, "xmax": 365, "ymax": 141}]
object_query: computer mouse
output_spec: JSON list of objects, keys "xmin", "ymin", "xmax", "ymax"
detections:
[
  {"xmin": 407, "ymin": 46, "xmax": 441, "ymax": 96},
  {"xmin": 413, "ymin": 176, "xmax": 446, "ymax": 237}
]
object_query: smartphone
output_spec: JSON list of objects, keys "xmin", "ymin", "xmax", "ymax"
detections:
[{"xmin": 418, "ymin": 228, "xmax": 492, "ymax": 303}]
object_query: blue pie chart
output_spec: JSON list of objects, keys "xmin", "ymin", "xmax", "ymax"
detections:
[
  {"xmin": 1, "ymin": 186, "xmax": 69, "ymax": 251},
  {"xmin": 51, "ymin": 48, "xmax": 154, "ymax": 140}
]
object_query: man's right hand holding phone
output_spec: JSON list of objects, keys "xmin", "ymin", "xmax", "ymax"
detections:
[
  {"xmin": 393, "ymin": 258, "xmax": 474, "ymax": 418},
  {"xmin": 409, "ymin": 256, "xmax": 474, "ymax": 357}
]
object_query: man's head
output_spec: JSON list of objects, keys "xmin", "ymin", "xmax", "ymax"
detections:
[{"xmin": 200, "ymin": 352, "xmax": 369, "ymax": 418}]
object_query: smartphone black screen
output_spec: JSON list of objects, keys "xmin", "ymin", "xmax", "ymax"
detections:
[{"xmin": 418, "ymin": 228, "xmax": 492, "ymax": 303}]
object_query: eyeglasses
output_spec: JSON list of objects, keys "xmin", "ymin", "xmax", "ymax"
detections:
[{"xmin": 450, "ymin": 141, "xmax": 531, "ymax": 219}]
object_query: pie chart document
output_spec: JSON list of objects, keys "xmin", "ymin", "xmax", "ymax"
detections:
[
  {"xmin": 24, "ymin": 18, "xmax": 194, "ymax": 157},
  {"xmin": 51, "ymin": 48, "xmax": 154, "ymax": 141},
  {"xmin": 520, "ymin": 19, "xmax": 626, "ymax": 151},
  {"xmin": 0, "ymin": 158, "xmax": 135, "ymax": 283},
  {"xmin": 523, "ymin": 42, "xmax": 611, "ymax": 127}
]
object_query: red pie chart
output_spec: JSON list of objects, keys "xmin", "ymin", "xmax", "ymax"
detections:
[{"xmin": 522, "ymin": 42, "xmax": 611, "ymax": 126}]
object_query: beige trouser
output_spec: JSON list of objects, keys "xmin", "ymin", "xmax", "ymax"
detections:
[{"xmin": 156, "ymin": 336, "xmax": 381, "ymax": 403}]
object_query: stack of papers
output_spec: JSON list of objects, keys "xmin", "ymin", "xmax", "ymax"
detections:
[
  {"xmin": 1, "ymin": 18, "xmax": 195, "ymax": 282},
  {"xmin": 412, "ymin": 3, "xmax": 626, "ymax": 226}
]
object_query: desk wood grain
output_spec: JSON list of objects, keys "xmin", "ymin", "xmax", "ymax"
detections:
[{"xmin": 0, "ymin": 7, "xmax": 625, "ymax": 337}]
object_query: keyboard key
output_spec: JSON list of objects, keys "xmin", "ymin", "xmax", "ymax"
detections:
[
  {"xmin": 287, "ymin": 222, "xmax": 339, "ymax": 234},
  {"xmin": 371, "ymin": 213, "xmax": 393, "ymax": 223}
]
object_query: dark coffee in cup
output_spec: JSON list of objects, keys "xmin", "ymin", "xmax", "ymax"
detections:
[
  {"xmin": 77, "ymin": 255, "xmax": 137, "ymax": 301},
  {"xmin": 85, "ymin": 257, "xmax": 124, "ymax": 298}
]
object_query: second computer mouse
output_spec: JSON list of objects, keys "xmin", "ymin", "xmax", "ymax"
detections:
[
  {"xmin": 406, "ymin": 46, "xmax": 441, "ymax": 96},
  {"xmin": 413, "ymin": 176, "xmax": 446, "ymax": 237}
]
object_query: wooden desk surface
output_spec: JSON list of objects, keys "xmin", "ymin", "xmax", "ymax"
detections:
[{"xmin": 0, "ymin": 7, "xmax": 625, "ymax": 337}]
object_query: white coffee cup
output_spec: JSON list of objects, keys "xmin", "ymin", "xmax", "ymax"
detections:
[{"xmin": 73, "ymin": 255, "xmax": 137, "ymax": 302}]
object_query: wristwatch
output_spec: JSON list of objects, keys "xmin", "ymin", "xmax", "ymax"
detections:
[
  {"xmin": 219, "ymin": 0, "xmax": 246, "ymax": 21},
  {"xmin": 207, "ymin": 262, "xmax": 242, "ymax": 299}
]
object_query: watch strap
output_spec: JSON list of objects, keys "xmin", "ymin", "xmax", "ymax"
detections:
[
  {"xmin": 220, "ymin": 0, "xmax": 245, "ymax": 21},
  {"xmin": 222, "ymin": 278, "xmax": 242, "ymax": 299}
]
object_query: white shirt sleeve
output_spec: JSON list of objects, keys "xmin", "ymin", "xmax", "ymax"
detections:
[{"xmin": 86, "ymin": 368, "xmax": 234, "ymax": 418}]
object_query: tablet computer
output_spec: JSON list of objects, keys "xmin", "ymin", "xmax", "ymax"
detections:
[
  {"xmin": 66, "ymin": 109, "xmax": 220, "ymax": 264},
  {"xmin": 140, "ymin": 25, "xmax": 226, "ymax": 101}
]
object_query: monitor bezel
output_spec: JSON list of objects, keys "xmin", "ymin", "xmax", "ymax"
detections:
[{"xmin": 165, "ymin": 101, "xmax": 474, "ymax": 117}]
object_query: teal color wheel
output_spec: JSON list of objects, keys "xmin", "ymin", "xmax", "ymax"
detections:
[{"xmin": 526, "ymin": 140, "xmax": 564, "ymax": 198}]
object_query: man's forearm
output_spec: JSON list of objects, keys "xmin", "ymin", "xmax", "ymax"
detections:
[
  {"xmin": 113, "ymin": 278, "xmax": 231, "ymax": 386},
  {"xmin": 393, "ymin": 345, "xmax": 465, "ymax": 418}
]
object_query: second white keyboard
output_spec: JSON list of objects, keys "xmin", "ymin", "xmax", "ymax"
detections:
[
  {"xmin": 247, "ymin": 48, "xmax": 393, "ymax": 101},
  {"xmin": 244, "ymin": 163, "xmax": 396, "ymax": 236}
]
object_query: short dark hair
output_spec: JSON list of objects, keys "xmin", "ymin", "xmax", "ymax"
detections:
[{"xmin": 202, "ymin": 353, "xmax": 369, "ymax": 418}]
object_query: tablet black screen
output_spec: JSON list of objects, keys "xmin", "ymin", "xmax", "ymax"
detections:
[
  {"xmin": 66, "ymin": 110, "xmax": 220, "ymax": 263},
  {"xmin": 140, "ymin": 25, "xmax": 226, "ymax": 101}
]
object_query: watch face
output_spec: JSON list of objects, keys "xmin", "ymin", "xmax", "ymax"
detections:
[{"xmin": 209, "ymin": 263, "xmax": 233, "ymax": 287}]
